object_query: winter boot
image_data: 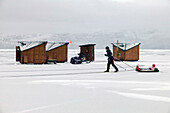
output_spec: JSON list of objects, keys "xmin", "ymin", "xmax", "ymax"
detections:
[{"xmin": 104, "ymin": 70, "xmax": 109, "ymax": 72}]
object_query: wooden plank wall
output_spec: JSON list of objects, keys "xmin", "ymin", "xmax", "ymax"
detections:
[
  {"xmin": 46, "ymin": 44, "xmax": 68, "ymax": 62},
  {"xmin": 16, "ymin": 46, "xmax": 20, "ymax": 61},
  {"xmin": 20, "ymin": 43, "xmax": 46, "ymax": 64},
  {"xmin": 113, "ymin": 45, "xmax": 140, "ymax": 61},
  {"xmin": 125, "ymin": 45, "xmax": 139, "ymax": 61},
  {"xmin": 80, "ymin": 46, "xmax": 89, "ymax": 60},
  {"xmin": 113, "ymin": 46, "xmax": 125, "ymax": 60},
  {"xmin": 34, "ymin": 44, "xmax": 46, "ymax": 63},
  {"xmin": 80, "ymin": 46, "xmax": 95, "ymax": 61},
  {"xmin": 89, "ymin": 46, "xmax": 95, "ymax": 61}
]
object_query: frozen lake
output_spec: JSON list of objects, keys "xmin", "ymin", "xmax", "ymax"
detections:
[{"xmin": 0, "ymin": 49, "xmax": 170, "ymax": 113}]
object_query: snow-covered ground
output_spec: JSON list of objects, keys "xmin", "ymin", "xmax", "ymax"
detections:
[{"xmin": 0, "ymin": 49, "xmax": 170, "ymax": 113}]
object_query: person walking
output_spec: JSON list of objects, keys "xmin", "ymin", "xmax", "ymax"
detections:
[{"xmin": 105, "ymin": 46, "xmax": 119, "ymax": 72}]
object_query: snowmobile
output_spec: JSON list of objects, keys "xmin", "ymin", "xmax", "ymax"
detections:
[
  {"xmin": 136, "ymin": 64, "xmax": 159, "ymax": 72},
  {"xmin": 70, "ymin": 53, "xmax": 89, "ymax": 64}
]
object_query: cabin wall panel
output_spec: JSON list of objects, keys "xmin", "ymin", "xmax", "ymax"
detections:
[
  {"xmin": 46, "ymin": 44, "xmax": 68, "ymax": 62},
  {"xmin": 113, "ymin": 45, "xmax": 140, "ymax": 61}
]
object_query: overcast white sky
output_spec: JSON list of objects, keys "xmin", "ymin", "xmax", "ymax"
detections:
[{"xmin": 0, "ymin": 0, "xmax": 170, "ymax": 33}]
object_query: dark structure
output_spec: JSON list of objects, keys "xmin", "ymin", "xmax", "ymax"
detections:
[
  {"xmin": 16, "ymin": 46, "xmax": 20, "ymax": 61},
  {"xmin": 79, "ymin": 44, "xmax": 96, "ymax": 62},
  {"xmin": 16, "ymin": 41, "xmax": 47, "ymax": 64},
  {"xmin": 112, "ymin": 42, "xmax": 141, "ymax": 61},
  {"xmin": 46, "ymin": 42, "xmax": 69, "ymax": 63}
]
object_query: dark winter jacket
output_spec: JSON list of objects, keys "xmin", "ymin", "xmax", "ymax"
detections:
[{"xmin": 105, "ymin": 49, "xmax": 114, "ymax": 61}]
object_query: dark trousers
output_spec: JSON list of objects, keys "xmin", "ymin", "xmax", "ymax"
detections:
[{"xmin": 107, "ymin": 60, "xmax": 118, "ymax": 71}]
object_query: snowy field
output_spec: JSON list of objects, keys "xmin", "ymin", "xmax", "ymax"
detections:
[{"xmin": 0, "ymin": 49, "xmax": 170, "ymax": 113}]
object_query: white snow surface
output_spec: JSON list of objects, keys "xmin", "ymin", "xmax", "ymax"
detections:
[{"xmin": 0, "ymin": 49, "xmax": 170, "ymax": 113}]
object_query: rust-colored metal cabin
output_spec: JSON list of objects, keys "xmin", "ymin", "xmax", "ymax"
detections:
[
  {"xmin": 46, "ymin": 42, "xmax": 69, "ymax": 63},
  {"xmin": 112, "ymin": 43, "xmax": 141, "ymax": 61},
  {"xmin": 79, "ymin": 44, "xmax": 96, "ymax": 62},
  {"xmin": 16, "ymin": 41, "xmax": 47, "ymax": 64}
]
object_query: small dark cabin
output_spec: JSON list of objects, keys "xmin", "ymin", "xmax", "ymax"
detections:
[{"xmin": 79, "ymin": 44, "xmax": 96, "ymax": 62}]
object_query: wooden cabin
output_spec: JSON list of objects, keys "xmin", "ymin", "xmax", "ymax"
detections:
[
  {"xmin": 79, "ymin": 44, "xmax": 96, "ymax": 62},
  {"xmin": 112, "ymin": 42, "xmax": 141, "ymax": 61},
  {"xmin": 46, "ymin": 42, "xmax": 69, "ymax": 63},
  {"xmin": 16, "ymin": 41, "xmax": 47, "ymax": 64}
]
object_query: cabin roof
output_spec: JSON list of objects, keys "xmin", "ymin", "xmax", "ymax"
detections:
[
  {"xmin": 111, "ymin": 43, "xmax": 141, "ymax": 51},
  {"xmin": 46, "ymin": 42, "xmax": 69, "ymax": 51},
  {"xmin": 79, "ymin": 44, "xmax": 96, "ymax": 47},
  {"xmin": 18, "ymin": 41, "xmax": 47, "ymax": 52}
]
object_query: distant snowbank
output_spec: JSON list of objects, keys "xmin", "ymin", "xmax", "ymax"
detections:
[{"xmin": 0, "ymin": 49, "xmax": 15, "ymax": 51}]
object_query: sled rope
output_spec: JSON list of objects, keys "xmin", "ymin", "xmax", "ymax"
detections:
[
  {"xmin": 115, "ymin": 57, "xmax": 135, "ymax": 69},
  {"xmin": 115, "ymin": 63, "xmax": 126, "ymax": 70}
]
